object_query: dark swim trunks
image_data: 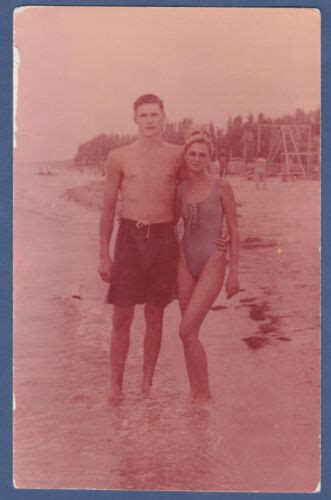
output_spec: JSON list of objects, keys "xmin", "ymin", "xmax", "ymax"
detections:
[{"xmin": 107, "ymin": 218, "xmax": 178, "ymax": 308}]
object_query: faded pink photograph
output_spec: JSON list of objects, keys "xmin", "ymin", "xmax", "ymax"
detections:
[{"xmin": 13, "ymin": 6, "xmax": 320, "ymax": 492}]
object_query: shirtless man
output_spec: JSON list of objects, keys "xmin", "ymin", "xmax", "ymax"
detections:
[{"xmin": 98, "ymin": 94, "xmax": 182, "ymax": 401}]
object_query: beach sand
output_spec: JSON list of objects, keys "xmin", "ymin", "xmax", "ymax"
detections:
[{"xmin": 13, "ymin": 163, "xmax": 320, "ymax": 492}]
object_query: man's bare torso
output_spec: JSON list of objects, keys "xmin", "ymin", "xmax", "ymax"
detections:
[{"xmin": 115, "ymin": 140, "xmax": 183, "ymax": 223}]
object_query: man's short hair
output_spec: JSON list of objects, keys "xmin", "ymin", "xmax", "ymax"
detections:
[{"xmin": 133, "ymin": 94, "xmax": 164, "ymax": 113}]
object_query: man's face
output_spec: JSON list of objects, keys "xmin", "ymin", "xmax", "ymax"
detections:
[{"xmin": 134, "ymin": 103, "xmax": 165, "ymax": 138}]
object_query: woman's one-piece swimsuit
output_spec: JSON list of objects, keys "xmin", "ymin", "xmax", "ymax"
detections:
[{"xmin": 180, "ymin": 178, "xmax": 224, "ymax": 277}]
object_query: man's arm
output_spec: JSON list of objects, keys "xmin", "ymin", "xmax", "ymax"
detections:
[
  {"xmin": 98, "ymin": 151, "xmax": 122, "ymax": 282},
  {"xmin": 174, "ymin": 145, "xmax": 187, "ymax": 182},
  {"xmin": 173, "ymin": 182, "xmax": 183, "ymax": 225}
]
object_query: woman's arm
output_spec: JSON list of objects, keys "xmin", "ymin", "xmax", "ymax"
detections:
[{"xmin": 220, "ymin": 179, "xmax": 240, "ymax": 298}]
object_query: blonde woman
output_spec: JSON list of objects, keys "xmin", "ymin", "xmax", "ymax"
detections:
[{"xmin": 177, "ymin": 129, "xmax": 240, "ymax": 404}]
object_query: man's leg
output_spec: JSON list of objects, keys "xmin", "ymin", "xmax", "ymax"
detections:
[
  {"xmin": 140, "ymin": 225, "xmax": 177, "ymax": 395},
  {"xmin": 141, "ymin": 304, "xmax": 164, "ymax": 395},
  {"xmin": 109, "ymin": 305, "xmax": 135, "ymax": 401}
]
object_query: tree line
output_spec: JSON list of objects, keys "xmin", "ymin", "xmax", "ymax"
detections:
[{"xmin": 73, "ymin": 108, "xmax": 320, "ymax": 168}]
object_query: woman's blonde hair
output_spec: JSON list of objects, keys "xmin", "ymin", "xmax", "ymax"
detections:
[{"xmin": 183, "ymin": 124, "xmax": 213, "ymax": 156}]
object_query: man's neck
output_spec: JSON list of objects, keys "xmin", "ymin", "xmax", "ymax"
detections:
[{"xmin": 137, "ymin": 134, "xmax": 163, "ymax": 151}]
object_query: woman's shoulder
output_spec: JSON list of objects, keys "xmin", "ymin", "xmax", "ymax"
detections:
[
  {"xmin": 216, "ymin": 177, "xmax": 235, "ymax": 202},
  {"xmin": 215, "ymin": 176, "xmax": 231, "ymax": 190}
]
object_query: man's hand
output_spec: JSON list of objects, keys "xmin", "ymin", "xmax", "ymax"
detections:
[
  {"xmin": 226, "ymin": 273, "xmax": 240, "ymax": 299},
  {"xmin": 215, "ymin": 234, "xmax": 231, "ymax": 253},
  {"xmin": 98, "ymin": 256, "xmax": 113, "ymax": 283}
]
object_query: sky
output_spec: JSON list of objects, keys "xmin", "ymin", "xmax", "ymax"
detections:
[{"xmin": 13, "ymin": 6, "xmax": 321, "ymax": 162}]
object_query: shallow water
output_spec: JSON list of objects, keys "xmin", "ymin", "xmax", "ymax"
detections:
[
  {"xmin": 13, "ymin": 164, "xmax": 320, "ymax": 492},
  {"xmin": 14, "ymin": 296, "xmax": 237, "ymax": 491}
]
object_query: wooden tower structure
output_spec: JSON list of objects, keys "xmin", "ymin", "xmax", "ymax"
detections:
[{"xmin": 257, "ymin": 124, "xmax": 313, "ymax": 177}]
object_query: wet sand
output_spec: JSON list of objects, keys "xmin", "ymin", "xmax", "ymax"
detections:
[{"xmin": 14, "ymin": 164, "xmax": 320, "ymax": 492}]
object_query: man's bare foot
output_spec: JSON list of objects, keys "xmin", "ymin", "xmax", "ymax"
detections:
[
  {"xmin": 188, "ymin": 389, "xmax": 198, "ymax": 404},
  {"xmin": 107, "ymin": 387, "xmax": 124, "ymax": 403},
  {"xmin": 92, "ymin": 388, "xmax": 123, "ymax": 409},
  {"xmin": 192, "ymin": 392, "xmax": 212, "ymax": 407}
]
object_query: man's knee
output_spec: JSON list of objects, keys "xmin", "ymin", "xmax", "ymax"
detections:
[
  {"xmin": 144, "ymin": 304, "xmax": 164, "ymax": 330},
  {"xmin": 112, "ymin": 306, "xmax": 134, "ymax": 335}
]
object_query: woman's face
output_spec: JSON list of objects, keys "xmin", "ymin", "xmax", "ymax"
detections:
[{"xmin": 185, "ymin": 141, "xmax": 210, "ymax": 174}]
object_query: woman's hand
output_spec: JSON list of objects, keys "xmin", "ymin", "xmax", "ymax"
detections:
[
  {"xmin": 226, "ymin": 273, "xmax": 240, "ymax": 299},
  {"xmin": 215, "ymin": 234, "xmax": 231, "ymax": 253}
]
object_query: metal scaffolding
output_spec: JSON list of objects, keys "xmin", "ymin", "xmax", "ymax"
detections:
[{"xmin": 257, "ymin": 124, "xmax": 313, "ymax": 177}]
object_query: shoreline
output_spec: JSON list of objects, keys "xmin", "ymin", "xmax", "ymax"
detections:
[{"xmin": 13, "ymin": 165, "xmax": 320, "ymax": 491}]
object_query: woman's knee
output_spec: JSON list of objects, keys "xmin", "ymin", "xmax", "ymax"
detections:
[{"xmin": 179, "ymin": 320, "xmax": 198, "ymax": 345}]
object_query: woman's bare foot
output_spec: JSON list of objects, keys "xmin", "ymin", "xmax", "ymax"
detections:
[{"xmin": 141, "ymin": 381, "xmax": 152, "ymax": 398}]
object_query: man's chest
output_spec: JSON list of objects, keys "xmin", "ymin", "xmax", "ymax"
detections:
[{"xmin": 122, "ymin": 155, "xmax": 179, "ymax": 186}]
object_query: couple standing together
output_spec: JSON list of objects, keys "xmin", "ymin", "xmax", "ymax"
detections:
[{"xmin": 99, "ymin": 94, "xmax": 240, "ymax": 406}]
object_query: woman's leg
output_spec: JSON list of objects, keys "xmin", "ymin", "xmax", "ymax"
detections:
[
  {"xmin": 179, "ymin": 252, "xmax": 226, "ymax": 402},
  {"xmin": 177, "ymin": 246, "xmax": 197, "ymax": 314},
  {"xmin": 177, "ymin": 247, "xmax": 198, "ymax": 396}
]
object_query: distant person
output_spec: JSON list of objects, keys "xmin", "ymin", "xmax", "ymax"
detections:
[
  {"xmin": 219, "ymin": 153, "xmax": 228, "ymax": 178},
  {"xmin": 98, "ymin": 94, "xmax": 183, "ymax": 402},
  {"xmin": 176, "ymin": 130, "xmax": 240, "ymax": 405},
  {"xmin": 207, "ymin": 153, "xmax": 220, "ymax": 176},
  {"xmin": 254, "ymin": 152, "xmax": 267, "ymax": 191}
]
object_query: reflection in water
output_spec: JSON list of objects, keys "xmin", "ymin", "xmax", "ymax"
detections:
[
  {"xmin": 57, "ymin": 309, "xmax": 236, "ymax": 491},
  {"xmin": 14, "ymin": 293, "xmax": 237, "ymax": 491},
  {"xmin": 103, "ymin": 393, "xmax": 232, "ymax": 491},
  {"xmin": 14, "ymin": 164, "xmax": 321, "ymax": 491}
]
